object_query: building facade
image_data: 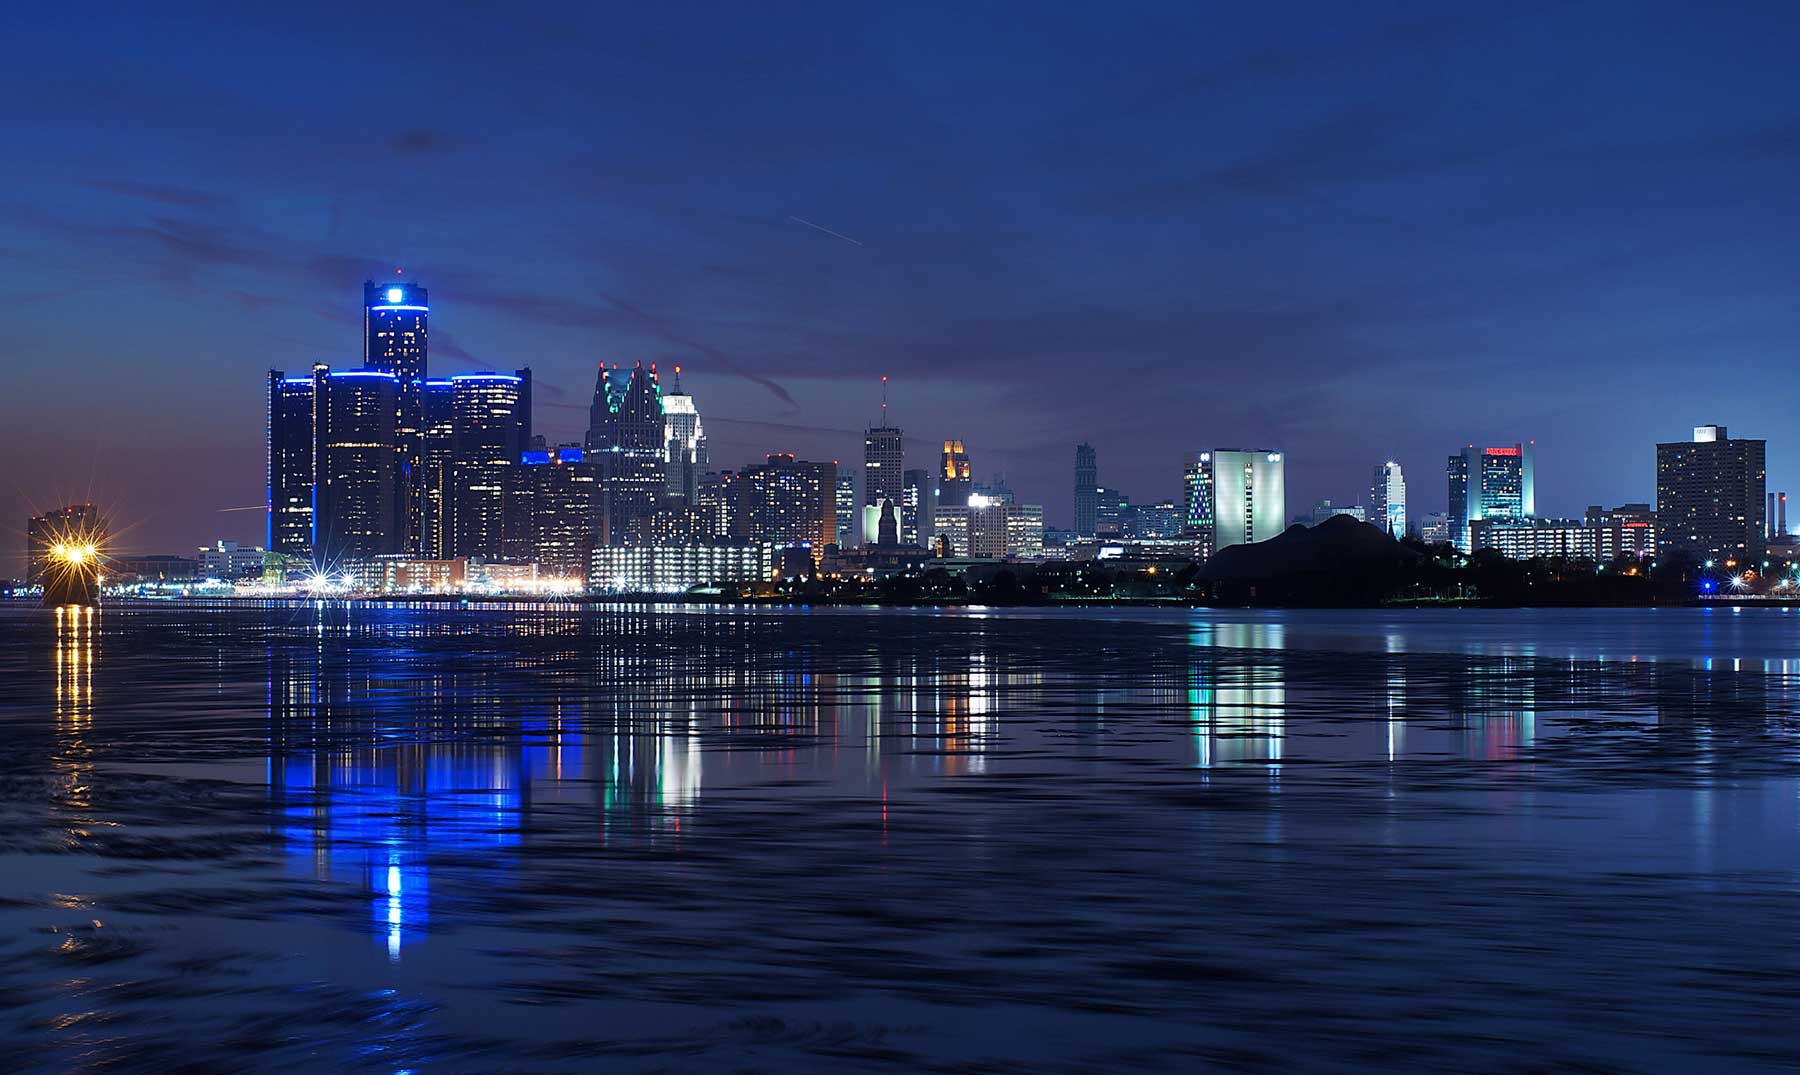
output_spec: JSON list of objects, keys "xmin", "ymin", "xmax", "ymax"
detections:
[
  {"xmin": 1447, "ymin": 443, "xmax": 1535, "ymax": 553},
  {"xmin": 446, "ymin": 371, "xmax": 531, "ymax": 559},
  {"xmin": 1470, "ymin": 516, "xmax": 1656, "ymax": 561},
  {"xmin": 1074, "ymin": 443, "xmax": 1098, "ymax": 536},
  {"xmin": 661, "ymin": 366, "xmax": 707, "ymax": 502},
  {"xmin": 862, "ymin": 422, "xmax": 903, "ymax": 545},
  {"xmin": 940, "ymin": 440, "xmax": 972, "ymax": 507},
  {"xmin": 902, "ymin": 467, "xmax": 932, "ymax": 548},
  {"xmin": 586, "ymin": 363, "xmax": 666, "ymax": 546},
  {"xmin": 505, "ymin": 446, "xmax": 596, "ymax": 576},
  {"xmin": 1184, "ymin": 450, "xmax": 1286, "ymax": 557},
  {"xmin": 1370, "ymin": 461, "xmax": 1405, "ymax": 537},
  {"xmin": 266, "ymin": 370, "xmax": 316, "ymax": 557},
  {"xmin": 589, "ymin": 542, "xmax": 768, "ymax": 594},
  {"xmin": 362, "ymin": 280, "xmax": 429, "ymax": 551},
  {"xmin": 312, "ymin": 368, "xmax": 400, "ymax": 565},
  {"xmin": 1656, "ymin": 424, "xmax": 1766, "ymax": 566},
  {"xmin": 732, "ymin": 454, "xmax": 837, "ymax": 556},
  {"xmin": 931, "ymin": 495, "xmax": 1044, "ymax": 559}
]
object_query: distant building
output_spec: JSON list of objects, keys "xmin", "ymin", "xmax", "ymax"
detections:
[
  {"xmin": 197, "ymin": 540, "xmax": 266, "ymax": 579},
  {"xmin": 586, "ymin": 363, "xmax": 667, "ymax": 546},
  {"xmin": 27, "ymin": 504, "xmax": 108, "ymax": 586},
  {"xmin": 902, "ymin": 468, "xmax": 933, "ymax": 547},
  {"xmin": 446, "ymin": 371, "xmax": 531, "ymax": 559},
  {"xmin": 1447, "ymin": 443, "xmax": 1535, "ymax": 553},
  {"xmin": 1074, "ymin": 443, "xmax": 1098, "ymax": 536},
  {"xmin": 661, "ymin": 366, "xmax": 707, "ymax": 502},
  {"xmin": 1183, "ymin": 450, "xmax": 1286, "ymax": 558},
  {"xmin": 362, "ymin": 279, "xmax": 430, "ymax": 552},
  {"xmin": 695, "ymin": 470, "xmax": 739, "ymax": 539},
  {"xmin": 1656, "ymin": 425, "xmax": 1766, "ymax": 567},
  {"xmin": 940, "ymin": 440, "xmax": 973, "ymax": 507},
  {"xmin": 863, "ymin": 412, "xmax": 904, "ymax": 545},
  {"xmin": 312, "ymin": 367, "xmax": 400, "ymax": 565},
  {"xmin": 417, "ymin": 378, "xmax": 455, "ymax": 557},
  {"xmin": 1417, "ymin": 512, "xmax": 1452, "ymax": 546},
  {"xmin": 111, "ymin": 555, "xmax": 201, "ymax": 582},
  {"xmin": 505, "ymin": 446, "xmax": 596, "ymax": 576},
  {"xmin": 931, "ymin": 494, "xmax": 1044, "ymax": 559},
  {"xmin": 733, "ymin": 453, "xmax": 837, "ymax": 557},
  {"xmin": 1306, "ymin": 500, "xmax": 1365, "ymax": 527},
  {"xmin": 836, "ymin": 473, "xmax": 857, "ymax": 547},
  {"xmin": 1127, "ymin": 500, "xmax": 1184, "ymax": 540},
  {"xmin": 1471, "ymin": 516, "xmax": 1656, "ymax": 561},
  {"xmin": 266, "ymin": 371, "xmax": 316, "ymax": 558},
  {"xmin": 1094, "ymin": 486, "xmax": 1129, "ymax": 537},
  {"xmin": 589, "ymin": 542, "xmax": 768, "ymax": 594},
  {"xmin": 1370, "ymin": 461, "xmax": 1405, "ymax": 536}
]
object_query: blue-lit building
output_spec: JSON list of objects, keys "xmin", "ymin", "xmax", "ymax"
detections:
[
  {"xmin": 417, "ymin": 378, "xmax": 455, "ymax": 558},
  {"xmin": 363, "ymin": 280, "xmax": 429, "ymax": 551},
  {"xmin": 266, "ymin": 369, "xmax": 317, "ymax": 557},
  {"xmin": 586, "ymin": 363, "xmax": 666, "ymax": 545},
  {"xmin": 505, "ymin": 445, "xmax": 596, "ymax": 575},
  {"xmin": 312, "ymin": 367, "xmax": 401, "ymax": 564},
  {"xmin": 1447, "ymin": 443, "xmax": 1535, "ymax": 553},
  {"xmin": 446, "ymin": 370, "xmax": 531, "ymax": 559}
]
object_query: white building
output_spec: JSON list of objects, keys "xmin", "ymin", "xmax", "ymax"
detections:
[
  {"xmin": 1470, "ymin": 517, "xmax": 1656, "ymax": 561},
  {"xmin": 197, "ymin": 540, "xmax": 267, "ymax": 579},
  {"xmin": 931, "ymin": 495, "xmax": 1044, "ymax": 559},
  {"xmin": 1183, "ymin": 450, "xmax": 1287, "ymax": 557},
  {"xmin": 589, "ymin": 543, "xmax": 769, "ymax": 594},
  {"xmin": 1370, "ymin": 461, "xmax": 1405, "ymax": 536}
]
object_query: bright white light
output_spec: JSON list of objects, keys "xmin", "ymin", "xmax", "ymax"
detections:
[
  {"xmin": 1730, "ymin": 574, "xmax": 1749, "ymax": 591},
  {"xmin": 969, "ymin": 493, "xmax": 993, "ymax": 508},
  {"xmin": 386, "ymin": 287, "xmax": 403, "ymax": 303}
]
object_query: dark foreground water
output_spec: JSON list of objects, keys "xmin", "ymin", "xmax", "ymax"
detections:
[{"xmin": 6, "ymin": 602, "xmax": 1800, "ymax": 1072}]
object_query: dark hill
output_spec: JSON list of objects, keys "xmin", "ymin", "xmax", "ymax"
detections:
[{"xmin": 1201, "ymin": 514, "xmax": 1422, "ymax": 582}]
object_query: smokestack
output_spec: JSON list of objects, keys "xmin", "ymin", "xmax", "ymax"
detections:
[
  {"xmin": 1771, "ymin": 493, "xmax": 1778, "ymax": 540},
  {"xmin": 1782, "ymin": 492, "xmax": 1788, "ymax": 538}
]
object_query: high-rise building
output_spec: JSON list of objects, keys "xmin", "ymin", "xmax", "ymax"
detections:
[
  {"xmin": 27, "ymin": 504, "xmax": 108, "ymax": 587},
  {"xmin": 1656, "ymin": 424, "xmax": 1766, "ymax": 566},
  {"xmin": 862, "ymin": 420, "xmax": 903, "ymax": 545},
  {"xmin": 312, "ymin": 367, "xmax": 400, "ymax": 565},
  {"xmin": 1127, "ymin": 500, "xmax": 1183, "ymax": 540},
  {"xmin": 696, "ymin": 470, "xmax": 739, "ymax": 539},
  {"xmin": 586, "ymin": 363, "xmax": 666, "ymax": 545},
  {"xmin": 1184, "ymin": 450, "xmax": 1286, "ymax": 557},
  {"xmin": 1074, "ymin": 443, "xmax": 1098, "ymax": 536},
  {"xmin": 662, "ymin": 365, "xmax": 707, "ymax": 502},
  {"xmin": 363, "ymin": 280, "xmax": 429, "ymax": 551},
  {"xmin": 1094, "ymin": 486, "xmax": 1129, "ymax": 536},
  {"xmin": 901, "ymin": 468, "xmax": 932, "ymax": 548},
  {"xmin": 931, "ymin": 493, "xmax": 1044, "ymax": 559},
  {"xmin": 505, "ymin": 445, "xmax": 596, "ymax": 575},
  {"xmin": 266, "ymin": 370, "xmax": 316, "ymax": 558},
  {"xmin": 836, "ymin": 473, "xmax": 857, "ymax": 547},
  {"xmin": 732, "ymin": 453, "xmax": 836, "ymax": 555},
  {"xmin": 417, "ymin": 378, "xmax": 455, "ymax": 557},
  {"xmin": 1370, "ymin": 461, "xmax": 1405, "ymax": 537},
  {"xmin": 940, "ymin": 440, "xmax": 973, "ymax": 507},
  {"xmin": 445, "ymin": 371, "xmax": 531, "ymax": 559},
  {"xmin": 1447, "ymin": 443, "xmax": 1535, "ymax": 553}
]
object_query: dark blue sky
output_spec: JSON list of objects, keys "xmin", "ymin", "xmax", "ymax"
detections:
[{"xmin": 4, "ymin": 1, "xmax": 1799, "ymax": 568}]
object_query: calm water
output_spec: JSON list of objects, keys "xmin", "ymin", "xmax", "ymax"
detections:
[{"xmin": 5, "ymin": 602, "xmax": 1800, "ymax": 1071}]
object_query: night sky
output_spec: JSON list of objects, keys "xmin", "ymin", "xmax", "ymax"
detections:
[{"xmin": 4, "ymin": 1, "xmax": 1799, "ymax": 571}]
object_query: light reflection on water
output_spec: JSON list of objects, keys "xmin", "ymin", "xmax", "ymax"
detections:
[{"xmin": 6, "ymin": 603, "xmax": 1800, "ymax": 1070}]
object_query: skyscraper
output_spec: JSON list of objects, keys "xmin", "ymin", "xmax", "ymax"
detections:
[
  {"xmin": 586, "ymin": 363, "xmax": 666, "ymax": 545},
  {"xmin": 940, "ymin": 440, "xmax": 972, "ymax": 507},
  {"xmin": 417, "ymin": 378, "xmax": 455, "ymax": 557},
  {"xmin": 1074, "ymin": 443, "xmax": 1097, "ymax": 536},
  {"xmin": 862, "ymin": 401, "xmax": 904, "ymax": 545},
  {"xmin": 1183, "ymin": 450, "xmax": 1286, "ymax": 557},
  {"xmin": 1370, "ymin": 461, "xmax": 1406, "ymax": 537},
  {"xmin": 1447, "ymin": 443, "xmax": 1534, "ymax": 553},
  {"xmin": 733, "ymin": 453, "xmax": 837, "ymax": 556},
  {"xmin": 901, "ymin": 467, "xmax": 932, "ymax": 548},
  {"xmin": 266, "ymin": 370, "xmax": 315, "ymax": 557},
  {"xmin": 446, "ymin": 371, "xmax": 531, "ymax": 559},
  {"xmin": 835, "ymin": 473, "xmax": 857, "ymax": 547},
  {"xmin": 662, "ymin": 365, "xmax": 707, "ymax": 502},
  {"xmin": 505, "ymin": 445, "xmax": 596, "ymax": 575},
  {"xmin": 312, "ymin": 367, "xmax": 400, "ymax": 565},
  {"xmin": 363, "ymin": 280, "xmax": 429, "ymax": 551},
  {"xmin": 1656, "ymin": 424, "xmax": 1766, "ymax": 566}
]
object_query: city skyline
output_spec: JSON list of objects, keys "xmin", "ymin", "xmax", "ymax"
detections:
[{"xmin": 7, "ymin": 4, "xmax": 1800, "ymax": 572}]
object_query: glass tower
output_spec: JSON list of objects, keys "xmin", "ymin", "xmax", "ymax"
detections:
[
  {"xmin": 1447, "ymin": 443, "xmax": 1535, "ymax": 553},
  {"xmin": 363, "ymin": 280, "xmax": 429, "ymax": 551},
  {"xmin": 312, "ymin": 367, "xmax": 400, "ymax": 566},
  {"xmin": 267, "ymin": 370, "xmax": 316, "ymax": 557}
]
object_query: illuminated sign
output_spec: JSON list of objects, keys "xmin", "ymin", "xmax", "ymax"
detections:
[{"xmin": 386, "ymin": 287, "xmax": 404, "ymax": 303}]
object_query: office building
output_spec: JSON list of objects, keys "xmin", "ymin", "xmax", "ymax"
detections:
[
  {"xmin": 940, "ymin": 440, "xmax": 973, "ymax": 507},
  {"xmin": 1306, "ymin": 500, "xmax": 1365, "ymax": 527},
  {"xmin": 197, "ymin": 540, "xmax": 266, "ymax": 580},
  {"xmin": 862, "ymin": 387, "xmax": 904, "ymax": 544},
  {"xmin": 1183, "ymin": 450, "xmax": 1286, "ymax": 557},
  {"xmin": 362, "ymin": 280, "xmax": 429, "ymax": 551},
  {"xmin": 1370, "ymin": 461, "xmax": 1405, "ymax": 536},
  {"xmin": 695, "ymin": 470, "xmax": 739, "ymax": 539},
  {"xmin": 1656, "ymin": 424, "xmax": 1766, "ymax": 566},
  {"xmin": 505, "ymin": 446, "xmax": 596, "ymax": 575},
  {"xmin": 586, "ymin": 363, "xmax": 667, "ymax": 545},
  {"xmin": 445, "ymin": 371, "xmax": 531, "ymax": 559},
  {"xmin": 266, "ymin": 370, "xmax": 316, "ymax": 557},
  {"xmin": 1094, "ymin": 486, "xmax": 1129, "ymax": 536},
  {"xmin": 931, "ymin": 494, "xmax": 1044, "ymax": 559},
  {"xmin": 1471, "ymin": 516, "xmax": 1656, "ymax": 561},
  {"xmin": 1447, "ymin": 443, "xmax": 1535, "ymax": 553},
  {"xmin": 589, "ymin": 541, "xmax": 768, "ymax": 594},
  {"xmin": 1074, "ymin": 443, "xmax": 1098, "ymax": 536},
  {"xmin": 417, "ymin": 378, "xmax": 455, "ymax": 557},
  {"xmin": 902, "ymin": 468, "xmax": 933, "ymax": 548},
  {"xmin": 1417, "ymin": 512, "xmax": 1452, "ymax": 546},
  {"xmin": 312, "ymin": 367, "xmax": 400, "ymax": 565},
  {"xmin": 27, "ymin": 504, "xmax": 108, "ymax": 586},
  {"xmin": 732, "ymin": 454, "xmax": 837, "ymax": 555},
  {"xmin": 1127, "ymin": 500, "xmax": 1184, "ymax": 540},
  {"xmin": 662, "ymin": 365, "xmax": 707, "ymax": 502},
  {"xmin": 836, "ymin": 473, "xmax": 857, "ymax": 547}
]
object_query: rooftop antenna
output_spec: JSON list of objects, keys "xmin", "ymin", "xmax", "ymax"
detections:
[{"xmin": 881, "ymin": 374, "xmax": 889, "ymax": 427}]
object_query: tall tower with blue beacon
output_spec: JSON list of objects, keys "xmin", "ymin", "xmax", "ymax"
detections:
[
  {"xmin": 363, "ymin": 279, "xmax": 429, "ymax": 551},
  {"xmin": 1370, "ymin": 461, "xmax": 1406, "ymax": 537}
]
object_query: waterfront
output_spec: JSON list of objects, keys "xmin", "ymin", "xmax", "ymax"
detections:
[{"xmin": 5, "ymin": 603, "xmax": 1800, "ymax": 1070}]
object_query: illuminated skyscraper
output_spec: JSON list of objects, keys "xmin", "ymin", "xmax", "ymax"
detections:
[
  {"xmin": 266, "ymin": 370, "xmax": 316, "ymax": 557},
  {"xmin": 363, "ymin": 280, "xmax": 429, "ymax": 551},
  {"xmin": 940, "ymin": 440, "xmax": 972, "ymax": 507},
  {"xmin": 446, "ymin": 371, "xmax": 531, "ymax": 559},
  {"xmin": 1074, "ymin": 443, "xmax": 1097, "ymax": 536},
  {"xmin": 1183, "ymin": 450, "xmax": 1286, "ymax": 557},
  {"xmin": 862, "ymin": 381, "xmax": 904, "ymax": 544},
  {"xmin": 836, "ymin": 474, "xmax": 856, "ymax": 547},
  {"xmin": 1656, "ymin": 424, "xmax": 1765, "ymax": 566},
  {"xmin": 1370, "ymin": 461, "xmax": 1406, "ymax": 537},
  {"xmin": 417, "ymin": 379, "xmax": 455, "ymax": 557},
  {"xmin": 312, "ymin": 367, "xmax": 400, "ymax": 565},
  {"xmin": 662, "ymin": 365, "xmax": 707, "ymax": 501},
  {"xmin": 1447, "ymin": 443, "xmax": 1534, "ymax": 553},
  {"xmin": 505, "ymin": 445, "xmax": 596, "ymax": 575},
  {"xmin": 733, "ymin": 453, "xmax": 836, "ymax": 555},
  {"xmin": 586, "ymin": 363, "xmax": 666, "ymax": 545}
]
